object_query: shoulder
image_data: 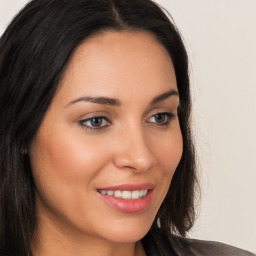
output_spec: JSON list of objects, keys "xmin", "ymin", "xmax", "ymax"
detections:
[
  {"xmin": 169, "ymin": 235, "xmax": 256, "ymax": 256},
  {"xmin": 142, "ymin": 227, "xmax": 255, "ymax": 256}
]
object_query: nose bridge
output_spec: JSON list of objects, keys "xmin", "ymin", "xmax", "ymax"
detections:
[{"xmin": 113, "ymin": 121, "xmax": 157, "ymax": 172}]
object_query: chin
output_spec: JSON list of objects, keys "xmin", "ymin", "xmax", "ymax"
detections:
[{"xmin": 96, "ymin": 215, "xmax": 154, "ymax": 243}]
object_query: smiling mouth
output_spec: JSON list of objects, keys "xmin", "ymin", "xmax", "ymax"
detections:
[
  {"xmin": 97, "ymin": 189, "xmax": 148, "ymax": 200},
  {"xmin": 96, "ymin": 184, "xmax": 154, "ymax": 212}
]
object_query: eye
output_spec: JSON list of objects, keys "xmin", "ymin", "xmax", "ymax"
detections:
[
  {"xmin": 147, "ymin": 112, "xmax": 175, "ymax": 126},
  {"xmin": 79, "ymin": 116, "xmax": 111, "ymax": 131}
]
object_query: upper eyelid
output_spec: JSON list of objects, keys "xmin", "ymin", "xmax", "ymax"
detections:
[
  {"xmin": 147, "ymin": 111, "xmax": 176, "ymax": 119},
  {"xmin": 76, "ymin": 112, "xmax": 110, "ymax": 122},
  {"xmin": 145, "ymin": 105, "xmax": 178, "ymax": 116},
  {"xmin": 83, "ymin": 116, "xmax": 109, "ymax": 121},
  {"xmin": 147, "ymin": 112, "xmax": 175, "ymax": 121},
  {"xmin": 150, "ymin": 111, "xmax": 175, "ymax": 116}
]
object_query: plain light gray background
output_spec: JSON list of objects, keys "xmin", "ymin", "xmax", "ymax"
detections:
[{"xmin": 1, "ymin": 0, "xmax": 255, "ymax": 253}]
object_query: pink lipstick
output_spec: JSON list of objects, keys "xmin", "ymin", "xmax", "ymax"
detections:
[{"xmin": 97, "ymin": 183, "xmax": 154, "ymax": 213}]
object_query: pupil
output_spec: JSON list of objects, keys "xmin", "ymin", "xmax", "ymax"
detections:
[
  {"xmin": 91, "ymin": 118, "xmax": 102, "ymax": 127},
  {"xmin": 155, "ymin": 114, "xmax": 165, "ymax": 123}
]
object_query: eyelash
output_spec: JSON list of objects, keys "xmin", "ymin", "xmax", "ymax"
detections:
[
  {"xmin": 146, "ymin": 112, "xmax": 175, "ymax": 127},
  {"xmin": 79, "ymin": 116, "xmax": 111, "ymax": 131},
  {"xmin": 79, "ymin": 112, "xmax": 175, "ymax": 132}
]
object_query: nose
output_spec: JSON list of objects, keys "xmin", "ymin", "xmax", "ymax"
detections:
[{"xmin": 112, "ymin": 126, "xmax": 157, "ymax": 173}]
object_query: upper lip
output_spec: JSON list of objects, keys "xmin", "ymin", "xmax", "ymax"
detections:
[{"xmin": 97, "ymin": 183, "xmax": 155, "ymax": 191}]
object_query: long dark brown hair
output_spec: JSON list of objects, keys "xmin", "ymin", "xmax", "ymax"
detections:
[{"xmin": 0, "ymin": 0, "xmax": 197, "ymax": 255}]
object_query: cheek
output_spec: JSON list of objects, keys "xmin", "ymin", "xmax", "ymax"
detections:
[
  {"xmin": 29, "ymin": 126, "xmax": 112, "ymax": 226},
  {"xmin": 146, "ymin": 127, "xmax": 183, "ymax": 214},
  {"xmin": 154, "ymin": 129, "xmax": 183, "ymax": 177},
  {"xmin": 29, "ymin": 127, "xmax": 115, "ymax": 229},
  {"xmin": 30, "ymin": 127, "xmax": 110, "ymax": 185}
]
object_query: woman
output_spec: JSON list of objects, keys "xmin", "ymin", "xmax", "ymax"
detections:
[{"xmin": 0, "ymin": 0, "xmax": 254, "ymax": 255}]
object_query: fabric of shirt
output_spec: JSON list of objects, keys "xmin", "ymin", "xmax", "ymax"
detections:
[{"xmin": 141, "ymin": 229, "xmax": 255, "ymax": 256}]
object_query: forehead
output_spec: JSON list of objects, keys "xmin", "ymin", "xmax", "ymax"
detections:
[{"xmin": 57, "ymin": 31, "xmax": 177, "ymax": 105}]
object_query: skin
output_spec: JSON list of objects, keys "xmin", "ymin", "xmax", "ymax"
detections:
[{"xmin": 29, "ymin": 31, "xmax": 183, "ymax": 256}]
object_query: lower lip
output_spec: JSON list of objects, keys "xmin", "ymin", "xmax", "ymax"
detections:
[{"xmin": 97, "ymin": 190, "xmax": 153, "ymax": 213}]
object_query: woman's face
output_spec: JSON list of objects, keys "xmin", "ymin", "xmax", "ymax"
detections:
[{"xmin": 29, "ymin": 31, "xmax": 183, "ymax": 244}]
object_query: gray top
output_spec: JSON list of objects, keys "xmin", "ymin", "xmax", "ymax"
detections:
[
  {"xmin": 171, "ymin": 235, "xmax": 255, "ymax": 256},
  {"xmin": 142, "ymin": 229, "xmax": 255, "ymax": 256}
]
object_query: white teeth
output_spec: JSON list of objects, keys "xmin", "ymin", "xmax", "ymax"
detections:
[
  {"xmin": 132, "ymin": 190, "xmax": 140, "ymax": 199},
  {"xmin": 98, "ymin": 189, "xmax": 148, "ymax": 199},
  {"xmin": 114, "ymin": 190, "xmax": 122, "ymax": 198},
  {"xmin": 122, "ymin": 191, "xmax": 132, "ymax": 199},
  {"xmin": 107, "ymin": 190, "xmax": 114, "ymax": 196},
  {"xmin": 101, "ymin": 190, "xmax": 107, "ymax": 195}
]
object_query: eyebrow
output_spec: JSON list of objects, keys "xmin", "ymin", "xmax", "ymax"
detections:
[
  {"xmin": 65, "ymin": 89, "xmax": 178, "ymax": 107},
  {"xmin": 150, "ymin": 89, "xmax": 179, "ymax": 105},
  {"xmin": 66, "ymin": 96, "xmax": 121, "ymax": 107}
]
